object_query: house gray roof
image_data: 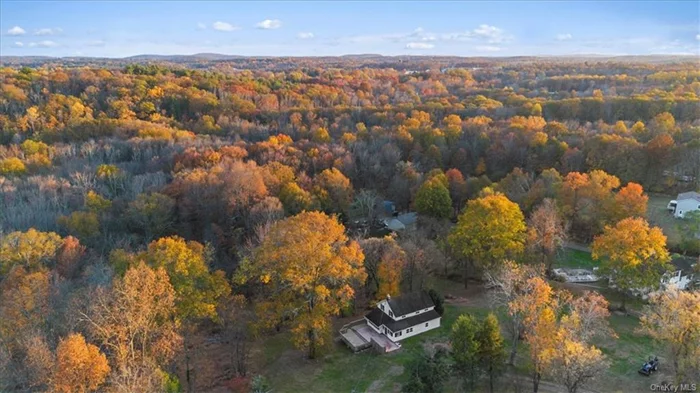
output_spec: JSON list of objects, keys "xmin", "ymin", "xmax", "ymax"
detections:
[
  {"xmin": 676, "ymin": 191, "xmax": 700, "ymax": 202},
  {"xmin": 365, "ymin": 308, "xmax": 440, "ymax": 332},
  {"xmin": 387, "ymin": 291, "xmax": 435, "ymax": 317},
  {"xmin": 671, "ymin": 256, "xmax": 697, "ymax": 275}
]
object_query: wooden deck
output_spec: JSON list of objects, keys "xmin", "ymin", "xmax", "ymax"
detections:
[{"xmin": 339, "ymin": 319, "xmax": 401, "ymax": 353}]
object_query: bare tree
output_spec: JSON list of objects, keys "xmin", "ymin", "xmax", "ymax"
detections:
[{"xmin": 527, "ymin": 198, "xmax": 567, "ymax": 272}]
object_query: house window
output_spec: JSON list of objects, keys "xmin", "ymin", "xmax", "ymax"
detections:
[
  {"xmin": 425, "ymin": 323, "xmax": 429, "ymax": 327},
  {"xmin": 380, "ymin": 304, "xmax": 384, "ymax": 311},
  {"xmin": 389, "ymin": 311, "xmax": 393, "ymax": 317}
]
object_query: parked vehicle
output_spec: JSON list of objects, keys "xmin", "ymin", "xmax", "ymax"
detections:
[{"xmin": 639, "ymin": 356, "xmax": 659, "ymax": 376}]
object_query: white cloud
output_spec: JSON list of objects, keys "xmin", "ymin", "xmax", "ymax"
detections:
[
  {"xmin": 7, "ymin": 26, "xmax": 26, "ymax": 35},
  {"xmin": 256, "ymin": 19, "xmax": 282, "ymax": 30},
  {"xmin": 406, "ymin": 42, "xmax": 434, "ymax": 49},
  {"xmin": 197, "ymin": 22, "xmax": 207, "ymax": 30},
  {"xmin": 475, "ymin": 45, "xmax": 501, "ymax": 52},
  {"xmin": 86, "ymin": 40, "xmax": 106, "ymax": 47},
  {"xmin": 442, "ymin": 24, "xmax": 512, "ymax": 44},
  {"xmin": 696, "ymin": 34, "xmax": 700, "ymax": 41},
  {"xmin": 342, "ymin": 28, "xmax": 435, "ymax": 45},
  {"xmin": 28, "ymin": 40, "xmax": 58, "ymax": 48},
  {"xmin": 298, "ymin": 32, "xmax": 315, "ymax": 39},
  {"xmin": 556, "ymin": 33, "xmax": 573, "ymax": 41},
  {"xmin": 14, "ymin": 42, "xmax": 24, "ymax": 47},
  {"xmin": 473, "ymin": 25, "xmax": 506, "ymax": 43},
  {"xmin": 212, "ymin": 21, "xmax": 240, "ymax": 32},
  {"xmin": 410, "ymin": 27, "xmax": 436, "ymax": 42},
  {"xmin": 35, "ymin": 28, "xmax": 62, "ymax": 36}
]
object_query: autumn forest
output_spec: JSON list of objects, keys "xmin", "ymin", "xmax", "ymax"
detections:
[{"xmin": 0, "ymin": 56, "xmax": 699, "ymax": 393}]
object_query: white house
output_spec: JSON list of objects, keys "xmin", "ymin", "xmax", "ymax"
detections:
[
  {"xmin": 660, "ymin": 257, "xmax": 696, "ymax": 291},
  {"xmin": 364, "ymin": 292, "xmax": 441, "ymax": 342},
  {"xmin": 668, "ymin": 191, "xmax": 700, "ymax": 218}
]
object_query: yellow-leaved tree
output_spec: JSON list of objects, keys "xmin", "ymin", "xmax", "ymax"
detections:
[
  {"xmin": 141, "ymin": 236, "xmax": 230, "ymax": 322},
  {"xmin": 360, "ymin": 235, "xmax": 406, "ymax": 302},
  {"xmin": 239, "ymin": 211, "xmax": 366, "ymax": 358},
  {"xmin": 448, "ymin": 193, "xmax": 526, "ymax": 287},
  {"xmin": 510, "ymin": 278, "xmax": 611, "ymax": 393},
  {"xmin": 592, "ymin": 217, "xmax": 671, "ymax": 310},
  {"xmin": 543, "ymin": 326, "xmax": 607, "ymax": 393},
  {"xmin": 639, "ymin": 289, "xmax": 700, "ymax": 382},
  {"xmin": 0, "ymin": 228, "xmax": 63, "ymax": 275}
]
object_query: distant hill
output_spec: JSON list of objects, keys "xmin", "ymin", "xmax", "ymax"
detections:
[{"xmin": 1, "ymin": 53, "xmax": 696, "ymax": 69}]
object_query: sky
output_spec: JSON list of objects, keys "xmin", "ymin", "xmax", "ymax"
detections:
[{"xmin": 1, "ymin": 1, "xmax": 699, "ymax": 58}]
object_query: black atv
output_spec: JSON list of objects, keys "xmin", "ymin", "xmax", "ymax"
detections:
[{"xmin": 638, "ymin": 356, "xmax": 659, "ymax": 376}]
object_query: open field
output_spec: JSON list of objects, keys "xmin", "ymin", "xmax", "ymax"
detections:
[
  {"xmin": 249, "ymin": 278, "xmax": 671, "ymax": 393},
  {"xmin": 647, "ymin": 193, "xmax": 682, "ymax": 246},
  {"xmin": 555, "ymin": 247, "xmax": 598, "ymax": 270}
]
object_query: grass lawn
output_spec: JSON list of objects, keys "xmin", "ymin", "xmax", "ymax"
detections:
[
  {"xmin": 647, "ymin": 193, "xmax": 681, "ymax": 246},
  {"xmin": 554, "ymin": 248, "xmax": 598, "ymax": 270},
  {"xmin": 258, "ymin": 300, "xmax": 499, "ymax": 393},
  {"xmin": 589, "ymin": 313, "xmax": 670, "ymax": 393},
  {"xmin": 254, "ymin": 277, "xmax": 671, "ymax": 393}
]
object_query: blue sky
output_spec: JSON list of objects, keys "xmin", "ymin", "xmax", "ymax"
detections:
[{"xmin": 1, "ymin": 1, "xmax": 699, "ymax": 57}]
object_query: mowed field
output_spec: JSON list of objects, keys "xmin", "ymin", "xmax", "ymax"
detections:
[{"xmin": 647, "ymin": 193, "xmax": 682, "ymax": 246}]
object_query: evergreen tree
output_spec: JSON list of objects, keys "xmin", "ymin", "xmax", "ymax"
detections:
[
  {"xmin": 402, "ymin": 348, "xmax": 451, "ymax": 393},
  {"xmin": 477, "ymin": 313, "xmax": 506, "ymax": 393},
  {"xmin": 450, "ymin": 314, "xmax": 480, "ymax": 391}
]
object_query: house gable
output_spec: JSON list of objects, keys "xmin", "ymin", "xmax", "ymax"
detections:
[{"xmin": 376, "ymin": 299, "xmax": 397, "ymax": 319}]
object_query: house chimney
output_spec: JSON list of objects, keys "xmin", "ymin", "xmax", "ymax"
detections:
[{"xmin": 386, "ymin": 294, "xmax": 391, "ymax": 300}]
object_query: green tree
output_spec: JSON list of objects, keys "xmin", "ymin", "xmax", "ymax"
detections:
[
  {"xmin": 141, "ymin": 236, "xmax": 230, "ymax": 321},
  {"xmin": 451, "ymin": 314, "xmax": 480, "ymax": 391},
  {"xmin": 677, "ymin": 210, "xmax": 700, "ymax": 254},
  {"xmin": 477, "ymin": 313, "xmax": 505, "ymax": 393},
  {"xmin": 279, "ymin": 182, "xmax": 313, "ymax": 215},
  {"xmin": 402, "ymin": 348, "xmax": 451, "ymax": 393},
  {"xmin": 126, "ymin": 192, "xmax": 176, "ymax": 241},
  {"xmin": 58, "ymin": 211, "xmax": 101, "ymax": 240},
  {"xmin": 414, "ymin": 177, "xmax": 452, "ymax": 219}
]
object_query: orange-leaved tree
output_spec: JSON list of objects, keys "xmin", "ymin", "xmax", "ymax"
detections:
[
  {"xmin": 52, "ymin": 333, "xmax": 110, "ymax": 393},
  {"xmin": 508, "ymin": 277, "xmax": 559, "ymax": 393},
  {"xmin": 240, "ymin": 211, "xmax": 366, "ymax": 358}
]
